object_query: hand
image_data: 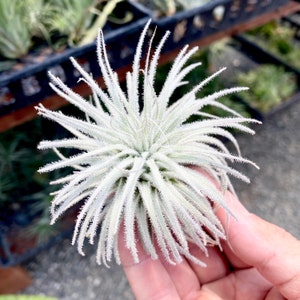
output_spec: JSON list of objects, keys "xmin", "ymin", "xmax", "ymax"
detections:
[{"xmin": 118, "ymin": 191, "xmax": 300, "ymax": 300}]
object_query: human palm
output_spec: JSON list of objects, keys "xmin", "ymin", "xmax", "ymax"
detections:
[{"xmin": 119, "ymin": 192, "xmax": 300, "ymax": 300}]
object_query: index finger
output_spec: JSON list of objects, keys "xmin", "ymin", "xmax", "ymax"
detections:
[
  {"xmin": 216, "ymin": 191, "xmax": 300, "ymax": 299},
  {"xmin": 118, "ymin": 226, "xmax": 199, "ymax": 300}
]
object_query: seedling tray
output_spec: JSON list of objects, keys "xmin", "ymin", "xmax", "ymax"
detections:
[
  {"xmin": 227, "ymin": 0, "xmax": 290, "ymax": 23},
  {"xmin": 234, "ymin": 17, "xmax": 300, "ymax": 76},
  {"xmin": 230, "ymin": 38, "xmax": 300, "ymax": 117},
  {"xmin": 134, "ymin": 0, "xmax": 232, "ymax": 51},
  {"xmin": 0, "ymin": 1, "xmax": 150, "ymax": 117},
  {"xmin": 133, "ymin": 0, "xmax": 289, "ymax": 52}
]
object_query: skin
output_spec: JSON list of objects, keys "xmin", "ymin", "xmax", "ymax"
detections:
[{"xmin": 118, "ymin": 191, "xmax": 300, "ymax": 300}]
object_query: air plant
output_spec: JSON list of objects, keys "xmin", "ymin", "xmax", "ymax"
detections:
[
  {"xmin": 46, "ymin": 0, "xmax": 99, "ymax": 46},
  {"xmin": 0, "ymin": 0, "xmax": 31, "ymax": 59},
  {"xmin": 0, "ymin": 0, "xmax": 54, "ymax": 60},
  {"xmin": 47, "ymin": 0, "xmax": 123, "ymax": 46},
  {"xmin": 24, "ymin": 0, "xmax": 55, "ymax": 45},
  {"xmin": 36, "ymin": 21, "xmax": 259, "ymax": 266}
]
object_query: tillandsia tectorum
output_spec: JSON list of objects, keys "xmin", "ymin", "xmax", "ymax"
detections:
[{"xmin": 36, "ymin": 21, "xmax": 260, "ymax": 267}]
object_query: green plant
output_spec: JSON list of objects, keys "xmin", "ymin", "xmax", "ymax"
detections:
[
  {"xmin": 0, "ymin": 117, "xmax": 68, "ymax": 241},
  {"xmin": 246, "ymin": 21, "xmax": 300, "ymax": 69},
  {"xmin": 236, "ymin": 64, "xmax": 297, "ymax": 113},
  {"xmin": 25, "ymin": 212, "xmax": 59, "ymax": 244},
  {"xmin": 0, "ymin": 0, "xmax": 123, "ymax": 61},
  {"xmin": 0, "ymin": 134, "xmax": 32, "ymax": 208},
  {"xmin": 46, "ymin": 0, "xmax": 97, "ymax": 46},
  {"xmin": 0, "ymin": 1, "xmax": 31, "ymax": 59},
  {"xmin": 22, "ymin": 186, "xmax": 57, "ymax": 242},
  {"xmin": 47, "ymin": 0, "xmax": 123, "ymax": 46},
  {"xmin": 0, "ymin": 0, "xmax": 54, "ymax": 60},
  {"xmin": 37, "ymin": 21, "xmax": 259, "ymax": 266},
  {"xmin": 23, "ymin": 0, "xmax": 54, "ymax": 44},
  {"xmin": 0, "ymin": 178, "xmax": 14, "ymax": 205}
]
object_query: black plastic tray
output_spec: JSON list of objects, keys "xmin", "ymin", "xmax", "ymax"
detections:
[
  {"xmin": 135, "ymin": 0, "xmax": 233, "ymax": 51},
  {"xmin": 0, "ymin": 203, "xmax": 78, "ymax": 267},
  {"xmin": 227, "ymin": 0, "xmax": 289, "ymax": 23},
  {"xmin": 132, "ymin": 0, "xmax": 289, "ymax": 52},
  {"xmin": 0, "ymin": 1, "xmax": 150, "ymax": 117},
  {"xmin": 0, "ymin": 223, "xmax": 73, "ymax": 267}
]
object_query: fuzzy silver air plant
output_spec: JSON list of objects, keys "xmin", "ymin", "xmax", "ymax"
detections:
[{"xmin": 36, "ymin": 21, "xmax": 259, "ymax": 267}]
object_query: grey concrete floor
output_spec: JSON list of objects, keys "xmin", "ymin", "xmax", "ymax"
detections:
[{"xmin": 22, "ymin": 96, "xmax": 300, "ymax": 299}]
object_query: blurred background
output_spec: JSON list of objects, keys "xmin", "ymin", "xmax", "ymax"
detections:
[{"xmin": 0, "ymin": 0, "xmax": 300, "ymax": 299}]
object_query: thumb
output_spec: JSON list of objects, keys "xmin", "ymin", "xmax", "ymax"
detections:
[{"xmin": 217, "ymin": 192, "xmax": 300, "ymax": 299}]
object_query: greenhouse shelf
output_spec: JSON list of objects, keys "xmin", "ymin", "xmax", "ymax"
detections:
[
  {"xmin": 0, "ymin": 1, "xmax": 150, "ymax": 130},
  {"xmin": 0, "ymin": 1, "xmax": 299, "ymax": 133}
]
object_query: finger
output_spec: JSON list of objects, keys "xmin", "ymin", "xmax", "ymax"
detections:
[
  {"xmin": 118, "ymin": 226, "xmax": 199, "ymax": 300},
  {"xmin": 219, "ymin": 240, "xmax": 250, "ymax": 269},
  {"xmin": 160, "ymin": 256, "xmax": 202, "ymax": 298},
  {"xmin": 217, "ymin": 193, "xmax": 253, "ymax": 269},
  {"xmin": 187, "ymin": 242, "xmax": 230, "ymax": 284},
  {"xmin": 200, "ymin": 268, "xmax": 272, "ymax": 299},
  {"xmin": 118, "ymin": 226, "xmax": 179, "ymax": 300},
  {"xmin": 265, "ymin": 287, "xmax": 286, "ymax": 300},
  {"xmin": 217, "ymin": 191, "xmax": 300, "ymax": 300}
]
